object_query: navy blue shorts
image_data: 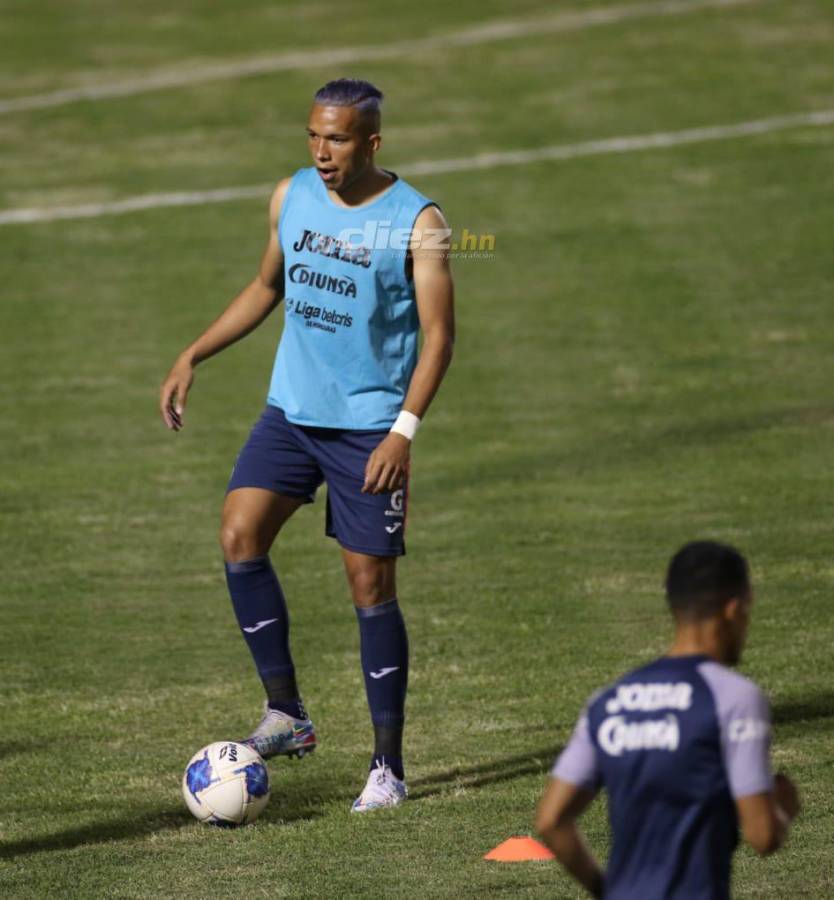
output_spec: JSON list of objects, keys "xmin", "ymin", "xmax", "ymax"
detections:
[{"xmin": 227, "ymin": 405, "xmax": 407, "ymax": 557}]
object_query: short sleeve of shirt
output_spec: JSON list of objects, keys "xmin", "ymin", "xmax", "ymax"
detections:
[
  {"xmin": 551, "ymin": 707, "xmax": 601, "ymax": 792},
  {"xmin": 698, "ymin": 661, "xmax": 773, "ymax": 798}
]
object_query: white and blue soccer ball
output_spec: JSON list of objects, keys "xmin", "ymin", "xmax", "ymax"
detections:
[{"xmin": 182, "ymin": 741, "xmax": 270, "ymax": 826}]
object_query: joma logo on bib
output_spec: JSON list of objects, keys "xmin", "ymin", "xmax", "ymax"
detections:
[
  {"xmin": 605, "ymin": 682, "xmax": 693, "ymax": 714},
  {"xmin": 293, "ymin": 228, "xmax": 372, "ymax": 268}
]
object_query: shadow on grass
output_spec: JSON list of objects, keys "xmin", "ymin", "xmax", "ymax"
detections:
[
  {"xmin": 772, "ymin": 691, "xmax": 834, "ymax": 726},
  {"xmin": 259, "ymin": 768, "xmax": 342, "ymax": 824},
  {"xmin": 409, "ymin": 744, "xmax": 559, "ymax": 800},
  {"xmin": 0, "ymin": 746, "xmax": 560, "ymax": 858},
  {"xmin": 0, "ymin": 808, "xmax": 192, "ymax": 861},
  {"xmin": 262, "ymin": 745, "xmax": 561, "ymax": 813},
  {"xmin": 0, "ymin": 741, "xmax": 24, "ymax": 760},
  {"xmin": 0, "ymin": 779, "xmax": 332, "ymax": 860}
]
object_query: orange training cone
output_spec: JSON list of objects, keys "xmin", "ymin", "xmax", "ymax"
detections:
[{"xmin": 484, "ymin": 836, "xmax": 555, "ymax": 862}]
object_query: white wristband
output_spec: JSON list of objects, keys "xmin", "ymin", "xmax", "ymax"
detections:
[{"xmin": 390, "ymin": 410, "xmax": 421, "ymax": 441}]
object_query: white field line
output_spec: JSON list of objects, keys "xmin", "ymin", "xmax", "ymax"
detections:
[
  {"xmin": 3, "ymin": 108, "xmax": 832, "ymax": 226},
  {"xmin": 0, "ymin": 0, "xmax": 760, "ymax": 115}
]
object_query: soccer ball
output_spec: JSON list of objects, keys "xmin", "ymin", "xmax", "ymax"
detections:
[{"xmin": 182, "ymin": 741, "xmax": 270, "ymax": 826}]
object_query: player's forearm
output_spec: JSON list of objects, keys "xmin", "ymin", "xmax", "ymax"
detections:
[
  {"xmin": 181, "ymin": 277, "xmax": 280, "ymax": 366},
  {"xmin": 540, "ymin": 824, "xmax": 604, "ymax": 899},
  {"xmin": 401, "ymin": 331, "xmax": 454, "ymax": 419}
]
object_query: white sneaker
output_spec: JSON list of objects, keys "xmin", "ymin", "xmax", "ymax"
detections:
[{"xmin": 351, "ymin": 759, "xmax": 408, "ymax": 813}]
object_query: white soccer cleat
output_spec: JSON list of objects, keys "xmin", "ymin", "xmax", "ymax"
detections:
[
  {"xmin": 351, "ymin": 759, "xmax": 408, "ymax": 813},
  {"xmin": 240, "ymin": 703, "xmax": 317, "ymax": 760}
]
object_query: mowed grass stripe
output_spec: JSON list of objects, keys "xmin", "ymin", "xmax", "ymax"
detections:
[
  {"xmin": 2, "ymin": 106, "xmax": 832, "ymax": 225},
  {"xmin": 0, "ymin": 0, "xmax": 762, "ymax": 115}
]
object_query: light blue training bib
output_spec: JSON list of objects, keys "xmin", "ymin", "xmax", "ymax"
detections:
[{"xmin": 268, "ymin": 166, "xmax": 435, "ymax": 429}]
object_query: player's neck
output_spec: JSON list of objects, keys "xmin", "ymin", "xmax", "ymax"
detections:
[
  {"xmin": 667, "ymin": 621, "xmax": 724, "ymax": 662},
  {"xmin": 330, "ymin": 166, "xmax": 394, "ymax": 208}
]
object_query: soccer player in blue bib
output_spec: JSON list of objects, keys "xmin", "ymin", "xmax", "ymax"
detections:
[
  {"xmin": 536, "ymin": 541, "xmax": 800, "ymax": 898},
  {"xmin": 160, "ymin": 79, "xmax": 455, "ymax": 811}
]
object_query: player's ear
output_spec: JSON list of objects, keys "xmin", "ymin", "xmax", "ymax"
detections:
[
  {"xmin": 723, "ymin": 595, "xmax": 751, "ymax": 629},
  {"xmin": 368, "ymin": 132, "xmax": 381, "ymax": 153},
  {"xmin": 723, "ymin": 597, "xmax": 741, "ymax": 621}
]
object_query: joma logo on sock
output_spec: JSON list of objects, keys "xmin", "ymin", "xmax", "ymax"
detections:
[
  {"xmin": 243, "ymin": 618, "xmax": 278, "ymax": 633},
  {"xmin": 369, "ymin": 667, "xmax": 400, "ymax": 680}
]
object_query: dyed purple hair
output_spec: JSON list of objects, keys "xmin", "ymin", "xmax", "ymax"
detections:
[{"xmin": 313, "ymin": 78, "xmax": 383, "ymax": 132}]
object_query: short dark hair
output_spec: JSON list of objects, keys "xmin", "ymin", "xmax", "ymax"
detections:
[
  {"xmin": 665, "ymin": 541, "xmax": 750, "ymax": 620},
  {"xmin": 313, "ymin": 78, "xmax": 383, "ymax": 133}
]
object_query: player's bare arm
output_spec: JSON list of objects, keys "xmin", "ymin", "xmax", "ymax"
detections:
[
  {"xmin": 737, "ymin": 773, "xmax": 800, "ymax": 855},
  {"xmin": 362, "ymin": 204, "xmax": 455, "ymax": 494},
  {"xmin": 159, "ymin": 178, "xmax": 290, "ymax": 431},
  {"xmin": 536, "ymin": 778, "xmax": 605, "ymax": 898}
]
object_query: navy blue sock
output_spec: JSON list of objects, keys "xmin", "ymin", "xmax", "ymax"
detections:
[
  {"xmin": 225, "ymin": 556, "xmax": 305, "ymax": 720},
  {"xmin": 356, "ymin": 598, "xmax": 408, "ymax": 780}
]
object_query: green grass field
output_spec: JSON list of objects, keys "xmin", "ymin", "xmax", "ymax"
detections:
[{"xmin": 2, "ymin": 0, "xmax": 834, "ymax": 896}]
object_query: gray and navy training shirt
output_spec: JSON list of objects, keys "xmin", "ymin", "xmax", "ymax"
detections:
[{"xmin": 552, "ymin": 654, "xmax": 773, "ymax": 900}]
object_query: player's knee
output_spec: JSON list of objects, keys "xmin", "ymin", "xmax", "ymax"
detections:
[
  {"xmin": 346, "ymin": 562, "xmax": 389, "ymax": 607},
  {"xmin": 219, "ymin": 520, "xmax": 263, "ymax": 563}
]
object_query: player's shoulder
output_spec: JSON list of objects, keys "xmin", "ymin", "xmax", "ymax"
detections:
[
  {"xmin": 272, "ymin": 168, "xmax": 316, "ymax": 201},
  {"xmin": 270, "ymin": 176, "xmax": 292, "ymax": 207},
  {"xmin": 270, "ymin": 169, "xmax": 316, "ymax": 222},
  {"xmin": 391, "ymin": 174, "xmax": 442, "ymax": 217},
  {"xmin": 386, "ymin": 176, "xmax": 446, "ymax": 240},
  {"xmin": 391, "ymin": 172, "xmax": 432, "ymax": 203},
  {"xmin": 697, "ymin": 659, "xmax": 764, "ymax": 697},
  {"xmin": 696, "ymin": 660, "xmax": 769, "ymax": 717},
  {"xmin": 412, "ymin": 202, "xmax": 448, "ymax": 231},
  {"xmin": 582, "ymin": 681, "xmax": 617, "ymax": 719}
]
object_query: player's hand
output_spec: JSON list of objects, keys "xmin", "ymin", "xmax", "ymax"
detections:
[
  {"xmin": 362, "ymin": 432, "xmax": 410, "ymax": 494},
  {"xmin": 774, "ymin": 772, "xmax": 800, "ymax": 822},
  {"xmin": 159, "ymin": 355, "xmax": 195, "ymax": 431}
]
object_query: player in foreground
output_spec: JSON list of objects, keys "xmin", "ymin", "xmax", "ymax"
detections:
[
  {"xmin": 159, "ymin": 78, "xmax": 455, "ymax": 811},
  {"xmin": 536, "ymin": 541, "xmax": 800, "ymax": 898}
]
